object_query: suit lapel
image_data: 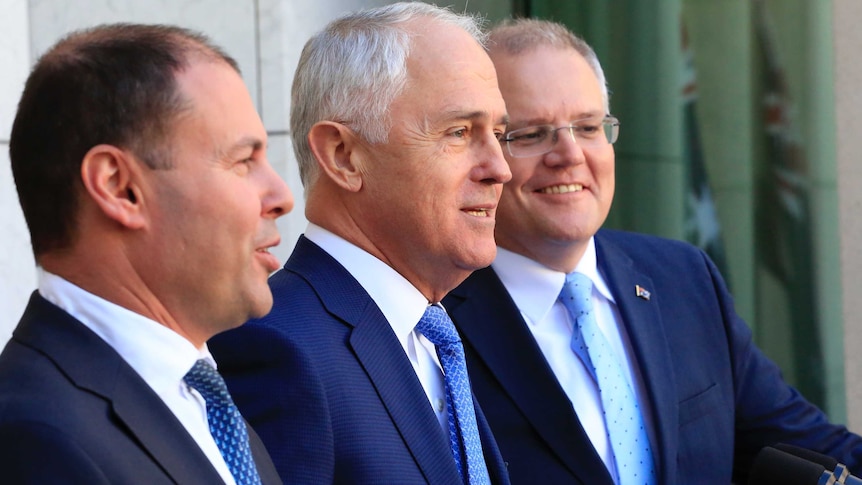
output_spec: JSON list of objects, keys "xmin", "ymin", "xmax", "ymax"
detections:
[
  {"xmin": 287, "ymin": 237, "xmax": 462, "ymax": 484},
  {"xmin": 447, "ymin": 267, "xmax": 612, "ymax": 484},
  {"xmin": 15, "ymin": 294, "xmax": 224, "ymax": 484},
  {"xmin": 595, "ymin": 232, "xmax": 678, "ymax": 484},
  {"xmin": 111, "ymin": 374, "xmax": 225, "ymax": 484},
  {"xmin": 248, "ymin": 426, "xmax": 283, "ymax": 485},
  {"xmin": 472, "ymin": 395, "xmax": 510, "ymax": 485}
]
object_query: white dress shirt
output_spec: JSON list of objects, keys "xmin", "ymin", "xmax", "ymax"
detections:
[
  {"xmin": 492, "ymin": 238, "xmax": 656, "ymax": 483},
  {"xmin": 304, "ymin": 223, "xmax": 449, "ymax": 430},
  {"xmin": 38, "ymin": 270, "xmax": 237, "ymax": 485}
]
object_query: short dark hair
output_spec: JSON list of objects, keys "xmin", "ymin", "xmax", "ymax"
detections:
[{"xmin": 9, "ymin": 23, "xmax": 240, "ymax": 259}]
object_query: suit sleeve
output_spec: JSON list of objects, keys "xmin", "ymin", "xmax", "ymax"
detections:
[
  {"xmin": 0, "ymin": 421, "xmax": 111, "ymax": 484},
  {"xmin": 696, "ymin": 250, "xmax": 862, "ymax": 481},
  {"xmin": 211, "ymin": 323, "xmax": 335, "ymax": 484}
]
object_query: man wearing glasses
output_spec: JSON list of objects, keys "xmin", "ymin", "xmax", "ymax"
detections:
[{"xmin": 443, "ymin": 18, "xmax": 862, "ymax": 484}]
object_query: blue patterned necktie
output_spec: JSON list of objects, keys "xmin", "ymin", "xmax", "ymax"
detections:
[
  {"xmin": 415, "ymin": 304, "xmax": 490, "ymax": 485},
  {"xmin": 184, "ymin": 359, "xmax": 262, "ymax": 485},
  {"xmin": 560, "ymin": 273, "xmax": 656, "ymax": 485}
]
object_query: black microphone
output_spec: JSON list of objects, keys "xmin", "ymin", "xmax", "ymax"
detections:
[
  {"xmin": 749, "ymin": 446, "xmax": 836, "ymax": 485},
  {"xmin": 774, "ymin": 443, "xmax": 862, "ymax": 485}
]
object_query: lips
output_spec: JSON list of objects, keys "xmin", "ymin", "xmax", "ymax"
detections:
[
  {"xmin": 536, "ymin": 183, "xmax": 583, "ymax": 194},
  {"xmin": 464, "ymin": 208, "xmax": 490, "ymax": 217},
  {"xmin": 461, "ymin": 202, "xmax": 497, "ymax": 218},
  {"xmin": 255, "ymin": 238, "xmax": 282, "ymax": 272}
]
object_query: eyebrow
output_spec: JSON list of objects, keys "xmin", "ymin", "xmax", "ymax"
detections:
[
  {"xmin": 224, "ymin": 136, "xmax": 265, "ymax": 157},
  {"xmin": 510, "ymin": 111, "xmax": 604, "ymax": 130},
  {"xmin": 436, "ymin": 110, "xmax": 510, "ymax": 127}
]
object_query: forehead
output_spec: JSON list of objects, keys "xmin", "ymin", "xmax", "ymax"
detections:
[
  {"xmin": 172, "ymin": 60, "xmax": 266, "ymax": 153},
  {"xmin": 492, "ymin": 46, "xmax": 604, "ymax": 125},
  {"xmin": 394, "ymin": 20, "xmax": 505, "ymax": 123},
  {"xmin": 176, "ymin": 60, "xmax": 253, "ymax": 117}
]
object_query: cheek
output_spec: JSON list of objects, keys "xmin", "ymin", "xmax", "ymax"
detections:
[
  {"xmin": 500, "ymin": 177, "xmax": 529, "ymax": 210},
  {"xmin": 209, "ymin": 192, "xmax": 262, "ymax": 237},
  {"xmin": 505, "ymin": 161, "xmax": 534, "ymax": 191},
  {"xmin": 600, "ymin": 159, "xmax": 615, "ymax": 197},
  {"xmin": 593, "ymin": 151, "xmax": 615, "ymax": 179}
]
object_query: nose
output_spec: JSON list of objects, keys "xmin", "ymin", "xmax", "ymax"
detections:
[
  {"xmin": 262, "ymin": 162, "xmax": 294, "ymax": 218},
  {"xmin": 477, "ymin": 132, "xmax": 512, "ymax": 184},
  {"xmin": 544, "ymin": 127, "xmax": 585, "ymax": 168}
]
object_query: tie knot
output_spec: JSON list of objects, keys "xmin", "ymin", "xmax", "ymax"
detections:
[
  {"xmin": 184, "ymin": 359, "xmax": 233, "ymax": 407},
  {"xmin": 415, "ymin": 304, "xmax": 461, "ymax": 347},
  {"xmin": 560, "ymin": 272, "xmax": 593, "ymax": 316}
]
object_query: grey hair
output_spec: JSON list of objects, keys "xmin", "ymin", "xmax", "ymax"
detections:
[
  {"xmin": 290, "ymin": 2, "xmax": 487, "ymax": 189},
  {"xmin": 488, "ymin": 18, "xmax": 610, "ymax": 113}
]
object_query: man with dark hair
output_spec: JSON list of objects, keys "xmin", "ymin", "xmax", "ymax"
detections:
[
  {"xmin": 209, "ymin": 2, "xmax": 511, "ymax": 484},
  {"xmin": 0, "ymin": 23, "xmax": 291, "ymax": 484},
  {"xmin": 443, "ymin": 18, "xmax": 862, "ymax": 484}
]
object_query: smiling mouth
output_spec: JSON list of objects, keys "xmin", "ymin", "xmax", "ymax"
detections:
[{"xmin": 537, "ymin": 183, "xmax": 583, "ymax": 194}]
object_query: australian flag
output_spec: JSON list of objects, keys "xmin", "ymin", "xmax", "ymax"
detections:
[{"xmin": 681, "ymin": 21, "xmax": 730, "ymax": 284}]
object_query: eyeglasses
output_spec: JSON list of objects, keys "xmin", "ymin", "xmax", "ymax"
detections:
[{"xmin": 501, "ymin": 115, "xmax": 620, "ymax": 158}]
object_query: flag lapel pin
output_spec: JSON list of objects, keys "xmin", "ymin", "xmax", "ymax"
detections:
[{"xmin": 635, "ymin": 285, "xmax": 651, "ymax": 301}]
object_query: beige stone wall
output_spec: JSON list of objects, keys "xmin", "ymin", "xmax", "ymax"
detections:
[{"xmin": 834, "ymin": 0, "xmax": 862, "ymax": 430}]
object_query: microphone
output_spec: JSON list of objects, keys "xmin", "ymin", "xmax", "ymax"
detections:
[
  {"xmin": 748, "ymin": 446, "xmax": 836, "ymax": 485},
  {"xmin": 774, "ymin": 443, "xmax": 862, "ymax": 485}
]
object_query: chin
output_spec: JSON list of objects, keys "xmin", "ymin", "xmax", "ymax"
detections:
[
  {"xmin": 243, "ymin": 293, "xmax": 274, "ymax": 321},
  {"xmin": 460, "ymin": 248, "xmax": 497, "ymax": 272},
  {"xmin": 255, "ymin": 300, "xmax": 275, "ymax": 318}
]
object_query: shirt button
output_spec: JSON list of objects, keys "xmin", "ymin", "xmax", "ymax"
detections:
[{"xmin": 435, "ymin": 398, "xmax": 445, "ymax": 412}]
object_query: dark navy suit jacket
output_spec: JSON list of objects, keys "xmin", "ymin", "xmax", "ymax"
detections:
[
  {"xmin": 0, "ymin": 293, "xmax": 281, "ymax": 484},
  {"xmin": 442, "ymin": 229, "xmax": 862, "ymax": 484},
  {"xmin": 210, "ymin": 236, "xmax": 510, "ymax": 484}
]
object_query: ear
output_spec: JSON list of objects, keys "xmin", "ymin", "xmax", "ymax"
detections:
[
  {"xmin": 307, "ymin": 121, "xmax": 365, "ymax": 192},
  {"xmin": 79, "ymin": 144, "xmax": 146, "ymax": 229}
]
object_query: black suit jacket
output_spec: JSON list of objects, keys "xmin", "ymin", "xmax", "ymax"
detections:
[
  {"xmin": 210, "ymin": 235, "xmax": 510, "ymax": 484},
  {"xmin": 0, "ymin": 292, "xmax": 281, "ymax": 484},
  {"xmin": 443, "ymin": 229, "xmax": 862, "ymax": 484}
]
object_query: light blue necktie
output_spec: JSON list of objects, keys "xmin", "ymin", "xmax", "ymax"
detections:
[
  {"xmin": 184, "ymin": 359, "xmax": 262, "ymax": 485},
  {"xmin": 415, "ymin": 304, "xmax": 491, "ymax": 485},
  {"xmin": 560, "ymin": 273, "xmax": 656, "ymax": 485}
]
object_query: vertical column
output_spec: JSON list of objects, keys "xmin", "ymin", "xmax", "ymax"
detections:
[
  {"xmin": 0, "ymin": 0, "xmax": 36, "ymax": 338},
  {"xmin": 834, "ymin": 0, "xmax": 862, "ymax": 430}
]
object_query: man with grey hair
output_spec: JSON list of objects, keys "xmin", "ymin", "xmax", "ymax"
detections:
[
  {"xmin": 210, "ymin": 3, "xmax": 512, "ymax": 483},
  {"xmin": 443, "ymin": 18, "xmax": 862, "ymax": 484}
]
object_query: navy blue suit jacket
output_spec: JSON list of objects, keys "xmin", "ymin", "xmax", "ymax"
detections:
[
  {"xmin": 442, "ymin": 229, "xmax": 862, "ymax": 484},
  {"xmin": 0, "ymin": 293, "xmax": 281, "ymax": 484},
  {"xmin": 210, "ymin": 236, "xmax": 510, "ymax": 484}
]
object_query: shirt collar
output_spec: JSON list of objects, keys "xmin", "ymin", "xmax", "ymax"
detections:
[
  {"xmin": 37, "ymin": 270, "xmax": 208, "ymax": 396},
  {"xmin": 492, "ymin": 237, "xmax": 614, "ymax": 325},
  {"xmin": 304, "ymin": 223, "xmax": 429, "ymax": 345}
]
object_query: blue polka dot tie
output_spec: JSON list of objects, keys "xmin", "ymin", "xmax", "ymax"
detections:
[
  {"xmin": 184, "ymin": 359, "xmax": 262, "ymax": 485},
  {"xmin": 560, "ymin": 273, "xmax": 656, "ymax": 485},
  {"xmin": 415, "ymin": 304, "xmax": 490, "ymax": 485}
]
